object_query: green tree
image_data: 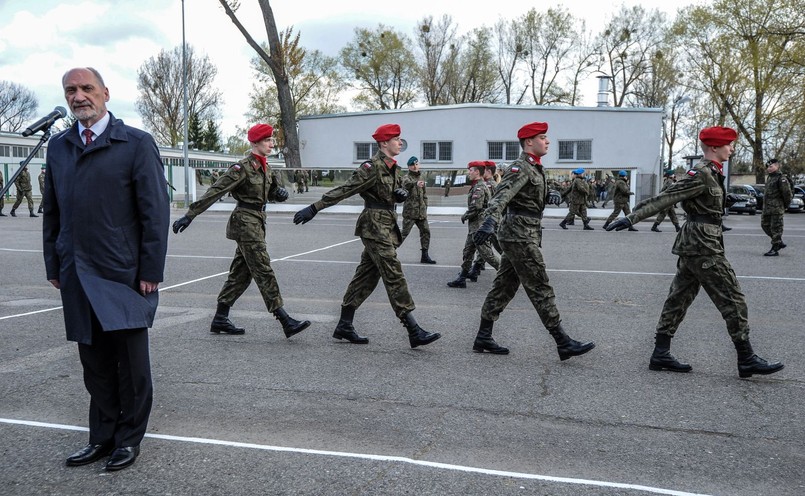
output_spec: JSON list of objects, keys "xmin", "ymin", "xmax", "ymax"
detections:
[
  {"xmin": 0, "ymin": 81, "xmax": 38, "ymax": 133},
  {"xmin": 673, "ymin": 0, "xmax": 805, "ymax": 182},
  {"xmin": 187, "ymin": 113, "xmax": 204, "ymax": 149},
  {"xmin": 340, "ymin": 24, "xmax": 419, "ymax": 110},
  {"xmin": 135, "ymin": 45, "xmax": 222, "ymax": 147},
  {"xmin": 443, "ymin": 28, "xmax": 500, "ymax": 104},
  {"xmin": 202, "ymin": 119, "xmax": 222, "ymax": 152},
  {"xmin": 414, "ymin": 15, "xmax": 458, "ymax": 106},
  {"xmin": 520, "ymin": 7, "xmax": 580, "ymax": 105}
]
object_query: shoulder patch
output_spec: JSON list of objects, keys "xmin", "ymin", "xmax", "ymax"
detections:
[
  {"xmin": 362, "ymin": 161, "xmax": 373, "ymax": 169},
  {"xmin": 687, "ymin": 170, "xmax": 697, "ymax": 176},
  {"xmin": 510, "ymin": 166, "xmax": 520, "ymax": 173},
  {"xmin": 231, "ymin": 164, "xmax": 241, "ymax": 171}
]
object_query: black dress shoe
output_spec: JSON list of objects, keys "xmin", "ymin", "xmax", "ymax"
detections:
[
  {"xmin": 66, "ymin": 443, "xmax": 113, "ymax": 466},
  {"xmin": 105, "ymin": 446, "xmax": 140, "ymax": 471}
]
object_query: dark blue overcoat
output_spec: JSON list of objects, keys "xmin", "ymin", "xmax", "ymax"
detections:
[{"xmin": 42, "ymin": 114, "xmax": 170, "ymax": 344}]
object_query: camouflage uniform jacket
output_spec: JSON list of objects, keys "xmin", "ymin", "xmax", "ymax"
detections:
[
  {"xmin": 628, "ymin": 159, "xmax": 727, "ymax": 256},
  {"xmin": 15, "ymin": 168, "xmax": 32, "ymax": 192},
  {"xmin": 612, "ymin": 178, "xmax": 631, "ymax": 205},
  {"xmin": 313, "ymin": 151, "xmax": 402, "ymax": 243},
  {"xmin": 567, "ymin": 176, "xmax": 589, "ymax": 205},
  {"xmin": 185, "ymin": 154, "xmax": 283, "ymax": 242},
  {"xmin": 661, "ymin": 176, "xmax": 675, "ymax": 193},
  {"xmin": 39, "ymin": 172, "xmax": 45, "ymax": 193},
  {"xmin": 762, "ymin": 171, "xmax": 792, "ymax": 215},
  {"xmin": 461, "ymin": 179, "xmax": 490, "ymax": 231},
  {"xmin": 401, "ymin": 171, "xmax": 428, "ymax": 220},
  {"xmin": 483, "ymin": 152, "xmax": 548, "ymax": 243}
]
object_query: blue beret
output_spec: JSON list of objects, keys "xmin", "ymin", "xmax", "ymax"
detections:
[
  {"xmin": 619, "ymin": 170, "xmax": 627, "ymax": 176},
  {"xmin": 573, "ymin": 168, "xmax": 585, "ymax": 175}
]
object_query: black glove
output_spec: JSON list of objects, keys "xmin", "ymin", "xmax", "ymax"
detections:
[
  {"xmin": 460, "ymin": 213, "xmax": 467, "ymax": 224},
  {"xmin": 293, "ymin": 204, "xmax": 318, "ymax": 225},
  {"xmin": 605, "ymin": 217, "xmax": 632, "ymax": 231},
  {"xmin": 274, "ymin": 187, "xmax": 289, "ymax": 202},
  {"xmin": 547, "ymin": 190, "xmax": 562, "ymax": 205},
  {"xmin": 393, "ymin": 188, "xmax": 408, "ymax": 203},
  {"xmin": 473, "ymin": 217, "xmax": 497, "ymax": 245},
  {"xmin": 172, "ymin": 215, "xmax": 192, "ymax": 234}
]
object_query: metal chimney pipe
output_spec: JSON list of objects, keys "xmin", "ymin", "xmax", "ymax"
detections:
[{"xmin": 597, "ymin": 76, "xmax": 611, "ymax": 107}]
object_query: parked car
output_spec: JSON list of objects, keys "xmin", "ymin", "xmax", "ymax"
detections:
[
  {"xmin": 789, "ymin": 185, "xmax": 805, "ymax": 212},
  {"xmin": 726, "ymin": 186, "xmax": 757, "ymax": 214},
  {"xmin": 749, "ymin": 184, "xmax": 765, "ymax": 210}
]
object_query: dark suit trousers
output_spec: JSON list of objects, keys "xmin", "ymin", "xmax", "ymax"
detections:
[{"xmin": 77, "ymin": 315, "xmax": 153, "ymax": 448}]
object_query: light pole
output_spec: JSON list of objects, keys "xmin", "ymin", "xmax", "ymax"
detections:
[{"xmin": 181, "ymin": 0, "xmax": 190, "ymax": 207}]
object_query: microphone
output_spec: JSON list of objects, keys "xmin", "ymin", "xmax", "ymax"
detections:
[{"xmin": 22, "ymin": 106, "xmax": 67, "ymax": 137}]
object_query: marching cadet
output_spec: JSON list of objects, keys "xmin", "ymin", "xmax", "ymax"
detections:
[
  {"xmin": 447, "ymin": 161, "xmax": 500, "ymax": 288},
  {"xmin": 559, "ymin": 168, "xmax": 592, "ymax": 230},
  {"xmin": 473, "ymin": 122, "xmax": 595, "ymax": 359},
  {"xmin": 651, "ymin": 169, "xmax": 681, "ymax": 232},
  {"xmin": 173, "ymin": 124, "xmax": 310, "ymax": 339},
  {"xmin": 603, "ymin": 170, "xmax": 636, "ymax": 230},
  {"xmin": 760, "ymin": 158, "xmax": 792, "ymax": 256},
  {"xmin": 606, "ymin": 126, "xmax": 784, "ymax": 378},
  {"xmin": 10, "ymin": 166, "xmax": 38, "ymax": 217},
  {"xmin": 293, "ymin": 124, "xmax": 441, "ymax": 349}
]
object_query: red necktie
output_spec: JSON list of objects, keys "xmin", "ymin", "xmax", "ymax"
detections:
[{"xmin": 83, "ymin": 129, "xmax": 93, "ymax": 146}]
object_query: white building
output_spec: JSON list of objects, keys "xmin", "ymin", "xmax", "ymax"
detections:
[{"xmin": 298, "ymin": 103, "xmax": 664, "ymax": 202}]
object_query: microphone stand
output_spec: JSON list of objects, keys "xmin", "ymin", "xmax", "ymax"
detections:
[{"xmin": 0, "ymin": 127, "xmax": 52, "ymax": 198}]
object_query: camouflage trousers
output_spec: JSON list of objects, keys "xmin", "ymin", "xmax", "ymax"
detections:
[
  {"xmin": 218, "ymin": 241, "xmax": 283, "ymax": 312},
  {"xmin": 401, "ymin": 217, "xmax": 431, "ymax": 249},
  {"xmin": 342, "ymin": 236, "xmax": 415, "ymax": 318},
  {"xmin": 563, "ymin": 203, "xmax": 589, "ymax": 224},
  {"xmin": 481, "ymin": 239, "xmax": 561, "ymax": 329},
  {"xmin": 654, "ymin": 206, "xmax": 679, "ymax": 227},
  {"xmin": 656, "ymin": 254, "xmax": 749, "ymax": 342},
  {"xmin": 459, "ymin": 232, "xmax": 500, "ymax": 273},
  {"xmin": 760, "ymin": 213, "xmax": 784, "ymax": 245},
  {"xmin": 12, "ymin": 189, "xmax": 34, "ymax": 211},
  {"xmin": 472, "ymin": 235, "xmax": 501, "ymax": 267},
  {"xmin": 605, "ymin": 201, "xmax": 631, "ymax": 224}
]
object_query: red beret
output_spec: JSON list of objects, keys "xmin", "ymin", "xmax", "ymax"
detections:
[
  {"xmin": 699, "ymin": 126, "xmax": 737, "ymax": 147},
  {"xmin": 517, "ymin": 122, "xmax": 548, "ymax": 139},
  {"xmin": 484, "ymin": 161, "xmax": 497, "ymax": 167},
  {"xmin": 372, "ymin": 124, "xmax": 401, "ymax": 142},
  {"xmin": 467, "ymin": 160, "xmax": 486, "ymax": 169},
  {"xmin": 247, "ymin": 124, "xmax": 274, "ymax": 143}
]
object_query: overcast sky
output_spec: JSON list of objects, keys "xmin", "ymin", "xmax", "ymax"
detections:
[{"xmin": 0, "ymin": 0, "xmax": 695, "ymax": 141}]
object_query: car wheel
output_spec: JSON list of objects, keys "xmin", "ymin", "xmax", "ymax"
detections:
[{"xmin": 749, "ymin": 210, "xmax": 756, "ymax": 215}]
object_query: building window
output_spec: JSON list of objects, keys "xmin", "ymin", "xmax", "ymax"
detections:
[
  {"xmin": 355, "ymin": 142, "xmax": 378, "ymax": 161},
  {"xmin": 488, "ymin": 141, "xmax": 520, "ymax": 161},
  {"xmin": 557, "ymin": 140, "xmax": 592, "ymax": 161},
  {"xmin": 422, "ymin": 141, "xmax": 452, "ymax": 162},
  {"xmin": 0, "ymin": 145, "xmax": 9, "ymax": 157}
]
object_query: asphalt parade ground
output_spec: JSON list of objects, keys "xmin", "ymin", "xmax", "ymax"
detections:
[{"xmin": 1, "ymin": 197, "xmax": 804, "ymax": 495}]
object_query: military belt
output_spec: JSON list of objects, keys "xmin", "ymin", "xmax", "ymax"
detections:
[
  {"xmin": 506, "ymin": 207, "xmax": 542, "ymax": 219},
  {"xmin": 236, "ymin": 201, "xmax": 266, "ymax": 212},
  {"xmin": 364, "ymin": 201, "xmax": 395, "ymax": 211},
  {"xmin": 687, "ymin": 213, "xmax": 720, "ymax": 225}
]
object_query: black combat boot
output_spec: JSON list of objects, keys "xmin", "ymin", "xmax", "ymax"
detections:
[
  {"xmin": 648, "ymin": 333, "xmax": 692, "ymax": 372},
  {"xmin": 10, "ymin": 208, "xmax": 16, "ymax": 217},
  {"xmin": 777, "ymin": 241, "xmax": 787, "ymax": 250},
  {"xmin": 548, "ymin": 324, "xmax": 595, "ymax": 361},
  {"xmin": 37, "ymin": 206, "xmax": 43, "ymax": 213},
  {"xmin": 734, "ymin": 340, "xmax": 784, "ymax": 378},
  {"xmin": 583, "ymin": 221, "xmax": 594, "ymax": 230},
  {"xmin": 0, "ymin": 209, "xmax": 6, "ymax": 216},
  {"xmin": 420, "ymin": 249, "xmax": 437, "ymax": 264},
  {"xmin": 602, "ymin": 221, "xmax": 610, "ymax": 230},
  {"xmin": 29, "ymin": 209, "xmax": 38, "ymax": 218},
  {"xmin": 210, "ymin": 303, "xmax": 245, "ymax": 335},
  {"xmin": 447, "ymin": 271, "xmax": 468, "ymax": 288},
  {"xmin": 332, "ymin": 305, "xmax": 368, "ymax": 344},
  {"xmin": 651, "ymin": 223, "xmax": 661, "ymax": 232},
  {"xmin": 473, "ymin": 318, "xmax": 509, "ymax": 354},
  {"xmin": 273, "ymin": 307, "xmax": 310, "ymax": 338},
  {"xmin": 763, "ymin": 245, "xmax": 779, "ymax": 257},
  {"xmin": 559, "ymin": 220, "xmax": 568, "ymax": 230},
  {"xmin": 402, "ymin": 312, "xmax": 441, "ymax": 348},
  {"xmin": 674, "ymin": 224, "xmax": 681, "ymax": 232},
  {"xmin": 466, "ymin": 263, "xmax": 482, "ymax": 282},
  {"xmin": 628, "ymin": 224, "xmax": 638, "ymax": 231}
]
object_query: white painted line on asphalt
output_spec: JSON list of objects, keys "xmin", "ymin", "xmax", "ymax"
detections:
[{"xmin": 0, "ymin": 417, "xmax": 711, "ymax": 496}]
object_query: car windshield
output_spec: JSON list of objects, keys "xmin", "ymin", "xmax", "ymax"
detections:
[{"xmin": 752, "ymin": 184, "xmax": 765, "ymax": 193}]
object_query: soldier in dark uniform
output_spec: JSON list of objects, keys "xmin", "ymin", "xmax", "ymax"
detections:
[
  {"xmin": 38, "ymin": 165, "xmax": 46, "ymax": 213},
  {"xmin": 10, "ymin": 166, "xmax": 38, "ymax": 217},
  {"xmin": 447, "ymin": 161, "xmax": 500, "ymax": 288},
  {"xmin": 606, "ymin": 126, "xmax": 784, "ymax": 378},
  {"xmin": 469, "ymin": 161, "xmax": 502, "ymax": 277},
  {"xmin": 294, "ymin": 124, "xmax": 440, "ymax": 349},
  {"xmin": 400, "ymin": 156, "xmax": 436, "ymax": 264},
  {"xmin": 603, "ymin": 170, "xmax": 636, "ymax": 230},
  {"xmin": 760, "ymin": 158, "xmax": 792, "ymax": 256},
  {"xmin": 651, "ymin": 169, "xmax": 681, "ymax": 232},
  {"xmin": 472, "ymin": 122, "xmax": 596, "ymax": 358},
  {"xmin": 172, "ymin": 124, "xmax": 310, "ymax": 338},
  {"xmin": 559, "ymin": 168, "xmax": 592, "ymax": 230}
]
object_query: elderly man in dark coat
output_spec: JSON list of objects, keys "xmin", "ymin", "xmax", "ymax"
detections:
[{"xmin": 43, "ymin": 67, "xmax": 170, "ymax": 471}]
